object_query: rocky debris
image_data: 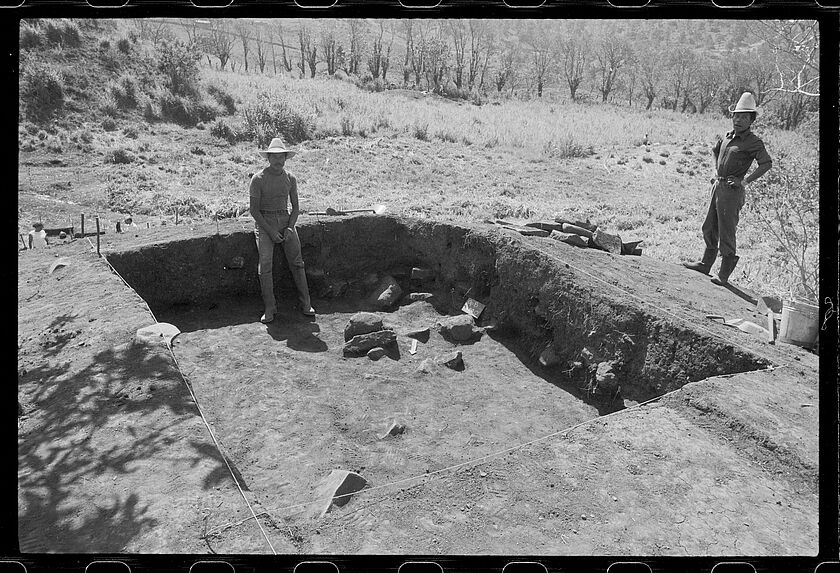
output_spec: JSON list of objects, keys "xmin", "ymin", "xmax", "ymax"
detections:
[
  {"xmin": 343, "ymin": 329, "xmax": 396, "ymax": 357},
  {"xmin": 550, "ymin": 231, "xmax": 589, "ymax": 248},
  {"xmin": 378, "ymin": 421, "xmax": 406, "ymax": 439},
  {"xmin": 595, "ymin": 361, "xmax": 619, "ymax": 392},
  {"xmin": 135, "ymin": 322, "xmax": 180, "ymax": 346},
  {"xmin": 411, "ymin": 267, "xmax": 435, "ymax": 281},
  {"xmin": 309, "ymin": 470, "xmax": 368, "ymax": 519},
  {"xmin": 538, "ymin": 347, "xmax": 560, "ymax": 367},
  {"xmin": 225, "ymin": 256, "xmax": 245, "ymax": 270},
  {"xmin": 554, "ymin": 216, "xmax": 597, "ymax": 232},
  {"xmin": 48, "ymin": 258, "xmax": 72, "ymax": 275},
  {"xmin": 490, "ymin": 220, "xmax": 550, "ymax": 237},
  {"xmin": 371, "ymin": 275, "xmax": 403, "ymax": 308},
  {"xmin": 437, "ymin": 314, "xmax": 477, "ymax": 342},
  {"xmin": 367, "ymin": 347, "xmax": 386, "ymax": 361},
  {"xmin": 344, "ymin": 312, "xmax": 384, "ymax": 341},
  {"xmin": 436, "ymin": 351, "xmax": 464, "ymax": 370},
  {"xmin": 403, "ymin": 326, "xmax": 431, "ymax": 339},
  {"xmin": 408, "ymin": 292, "xmax": 434, "ymax": 302},
  {"xmin": 524, "ymin": 221, "xmax": 566, "ymax": 233},
  {"xmin": 592, "ymin": 230, "xmax": 623, "ymax": 255}
]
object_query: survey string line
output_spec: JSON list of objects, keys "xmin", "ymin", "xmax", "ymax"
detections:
[
  {"xmin": 206, "ymin": 365, "xmax": 783, "ymax": 535},
  {"xmin": 97, "ymin": 250, "xmax": 277, "ymax": 555}
]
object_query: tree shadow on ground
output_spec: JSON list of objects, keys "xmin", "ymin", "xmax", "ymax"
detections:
[{"xmin": 17, "ymin": 336, "xmax": 231, "ymax": 553}]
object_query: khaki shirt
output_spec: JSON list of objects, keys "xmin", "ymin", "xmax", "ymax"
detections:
[
  {"xmin": 249, "ymin": 167, "xmax": 296, "ymax": 213},
  {"xmin": 713, "ymin": 129, "xmax": 772, "ymax": 179}
]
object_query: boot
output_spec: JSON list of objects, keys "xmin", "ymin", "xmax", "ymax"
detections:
[
  {"xmin": 291, "ymin": 266, "xmax": 315, "ymax": 316},
  {"xmin": 711, "ymin": 256, "xmax": 739, "ymax": 286},
  {"xmin": 259, "ymin": 272, "xmax": 277, "ymax": 323},
  {"xmin": 682, "ymin": 248, "xmax": 718, "ymax": 275}
]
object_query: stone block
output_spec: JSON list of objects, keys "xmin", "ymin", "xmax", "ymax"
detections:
[
  {"xmin": 592, "ymin": 230, "xmax": 623, "ymax": 254},
  {"xmin": 550, "ymin": 231, "xmax": 589, "ymax": 248},
  {"xmin": 344, "ymin": 312, "xmax": 384, "ymax": 342},
  {"xmin": 370, "ymin": 275, "xmax": 403, "ymax": 308},
  {"xmin": 367, "ymin": 347, "xmax": 386, "ymax": 361},
  {"xmin": 135, "ymin": 323, "xmax": 181, "ymax": 346},
  {"xmin": 437, "ymin": 314, "xmax": 476, "ymax": 342},
  {"xmin": 538, "ymin": 347, "xmax": 560, "ymax": 367},
  {"xmin": 378, "ymin": 421, "xmax": 406, "ymax": 439},
  {"xmin": 436, "ymin": 351, "xmax": 464, "ymax": 370},
  {"xmin": 343, "ymin": 330, "xmax": 397, "ymax": 357},
  {"xmin": 408, "ymin": 292, "xmax": 434, "ymax": 302},
  {"xmin": 310, "ymin": 470, "xmax": 368, "ymax": 518},
  {"xmin": 595, "ymin": 361, "xmax": 619, "ymax": 393}
]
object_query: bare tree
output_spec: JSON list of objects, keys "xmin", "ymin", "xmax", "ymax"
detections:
[
  {"xmin": 276, "ymin": 22, "xmax": 293, "ymax": 73},
  {"xmin": 694, "ymin": 60, "xmax": 723, "ymax": 114},
  {"xmin": 204, "ymin": 20, "xmax": 235, "ymax": 71},
  {"xmin": 298, "ymin": 26, "xmax": 317, "ymax": 78},
  {"xmin": 424, "ymin": 33, "xmax": 450, "ymax": 93},
  {"xmin": 638, "ymin": 52, "xmax": 659, "ymax": 111},
  {"xmin": 178, "ymin": 19, "xmax": 201, "ymax": 45},
  {"xmin": 529, "ymin": 35, "xmax": 553, "ymax": 98},
  {"xmin": 254, "ymin": 27, "xmax": 268, "ymax": 74},
  {"xmin": 346, "ymin": 19, "xmax": 365, "ymax": 76},
  {"xmin": 449, "ymin": 20, "xmax": 467, "ymax": 89},
  {"xmin": 494, "ymin": 45, "xmax": 516, "ymax": 93},
  {"xmin": 321, "ymin": 24, "xmax": 339, "ymax": 76},
  {"xmin": 381, "ymin": 21, "xmax": 394, "ymax": 82},
  {"xmin": 237, "ymin": 22, "xmax": 250, "ymax": 73},
  {"xmin": 745, "ymin": 47, "xmax": 777, "ymax": 105},
  {"xmin": 402, "ymin": 19, "xmax": 414, "ymax": 86},
  {"xmin": 752, "ymin": 20, "xmax": 819, "ymax": 98},
  {"xmin": 592, "ymin": 31, "xmax": 632, "ymax": 103},
  {"xmin": 560, "ymin": 34, "xmax": 588, "ymax": 102},
  {"xmin": 368, "ymin": 19, "xmax": 388, "ymax": 80},
  {"xmin": 666, "ymin": 47, "xmax": 698, "ymax": 111},
  {"xmin": 467, "ymin": 20, "xmax": 493, "ymax": 92}
]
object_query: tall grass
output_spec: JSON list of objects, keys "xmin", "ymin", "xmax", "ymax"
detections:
[{"xmin": 203, "ymin": 68, "xmax": 733, "ymax": 155}]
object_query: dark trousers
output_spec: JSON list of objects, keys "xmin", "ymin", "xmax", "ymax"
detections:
[{"xmin": 702, "ymin": 180, "xmax": 745, "ymax": 258}]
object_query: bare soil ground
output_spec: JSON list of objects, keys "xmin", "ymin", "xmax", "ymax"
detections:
[{"xmin": 17, "ymin": 217, "xmax": 818, "ymax": 556}]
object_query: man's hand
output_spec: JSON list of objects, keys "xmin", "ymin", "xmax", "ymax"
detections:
[
  {"xmin": 726, "ymin": 175, "xmax": 743, "ymax": 188},
  {"xmin": 271, "ymin": 230, "xmax": 285, "ymax": 243}
]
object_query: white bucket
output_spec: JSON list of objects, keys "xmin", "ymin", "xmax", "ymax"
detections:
[{"xmin": 778, "ymin": 299, "xmax": 819, "ymax": 348}]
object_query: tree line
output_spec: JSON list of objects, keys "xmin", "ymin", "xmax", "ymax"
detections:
[{"xmin": 132, "ymin": 18, "xmax": 818, "ymax": 129}]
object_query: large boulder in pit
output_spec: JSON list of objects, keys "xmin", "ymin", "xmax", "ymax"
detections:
[
  {"xmin": 344, "ymin": 312, "xmax": 383, "ymax": 342},
  {"xmin": 437, "ymin": 314, "xmax": 477, "ymax": 342},
  {"xmin": 370, "ymin": 275, "xmax": 403, "ymax": 309},
  {"xmin": 343, "ymin": 329, "xmax": 397, "ymax": 357}
]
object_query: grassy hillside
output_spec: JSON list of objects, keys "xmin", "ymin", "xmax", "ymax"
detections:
[{"xmin": 18, "ymin": 19, "xmax": 819, "ymax": 302}]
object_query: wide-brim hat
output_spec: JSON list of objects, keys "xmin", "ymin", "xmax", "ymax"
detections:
[
  {"xmin": 259, "ymin": 137, "xmax": 297, "ymax": 159},
  {"xmin": 728, "ymin": 92, "xmax": 758, "ymax": 114}
]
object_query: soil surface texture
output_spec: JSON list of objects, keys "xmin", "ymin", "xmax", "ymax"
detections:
[{"xmin": 17, "ymin": 216, "xmax": 818, "ymax": 556}]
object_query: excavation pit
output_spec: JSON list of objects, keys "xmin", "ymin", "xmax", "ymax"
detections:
[{"xmin": 103, "ymin": 214, "xmax": 778, "ymax": 544}]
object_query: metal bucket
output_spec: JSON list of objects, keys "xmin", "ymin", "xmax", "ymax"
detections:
[{"xmin": 779, "ymin": 299, "xmax": 819, "ymax": 348}]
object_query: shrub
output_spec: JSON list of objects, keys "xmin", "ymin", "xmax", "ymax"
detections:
[
  {"xmin": 60, "ymin": 20, "xmax": 81, "ymax": 47},
  {"xmin": 123, "ymin": 126, "xmax": 138, "ymax": 139},
  {"xmin": 44, "ymin": 21, "xmax": 63, "ymax": 45},
  {"xmin": 100, "ymin": 94, "xmax": 120, "ymax": 118},
  {"xmin": 110, "ymin": 75, "xmax": 139, "ymax": 109},
  {"xmin": 102, "ymin": 117, "xmax": 117, "ymax": 131},
  {"xmin": 205, "ymin": 81, "xmax": 236, "ymax": 115},
  {"xmin": 21, "ymin": 64, "xmax": 64, "ymax": 120},
  {"xmin": 210, "ymin": 118, "xmax": 238, "ymax": 144},
  {"xmin": 108, "ymin": 148, "xmax": 136, "ymax": 164},
  {"xmin": 100, "ymin": 39, "xmax": 110, "ymax": 50},
  {"xmin": 117, "ymin": 37, "xmax": 132, "ymax": 54},
  {"xmin": 340, "ymin": 116, "xmax": 354, "ymax": 136},
  {"xmin": 19, "ymin": 22, "xmax": 43, "ymax": 50},
  {"xmin": 156, "ymin": 38, "xmax": 201, "ymax": 98},
  {"xmin": 142, "ymin": 99, "xmax": 160, "ymax": 121},
  {"xmin": 435, "ymin": 129, "xmax": 458, "ymax": 143},
  {"xmin": 412, "ymin": 122, "xmax": 429, "ymax": 141},
  {"xmin": 242, "ymin": 91, "xmax": 316, "ymax": 146},
  {"xmin": 542, "ymin": 136, "xmax": 591, "ymax": 159}
]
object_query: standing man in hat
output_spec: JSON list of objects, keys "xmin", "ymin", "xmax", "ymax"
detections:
[
  {"xmin": 250, "ymin": 137, "xmax": 316, "ymax": 323},
  {"xmin": 683, "ymin": 92, "xmax": 772, "ymax": 286}
]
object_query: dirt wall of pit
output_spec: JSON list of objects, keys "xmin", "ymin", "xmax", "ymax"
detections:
[{"xmin": 107, "ymin": 215, "xmax": 769, "ymax": 401}]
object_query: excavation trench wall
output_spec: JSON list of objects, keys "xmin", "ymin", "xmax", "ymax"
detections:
[{"xmin": 107, "ymin": 215, "xmax": 769, "ymax": 402}]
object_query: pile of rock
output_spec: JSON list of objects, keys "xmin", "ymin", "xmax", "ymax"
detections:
[
  {"xmin": 488, "ymin": 216, "xmax": 642, "ymax": 256},
  {"xmin": 342, "ymin": 312, "xmax": 396, "ymax": 359}
]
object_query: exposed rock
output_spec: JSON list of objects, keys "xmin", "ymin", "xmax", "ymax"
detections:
[
  {"xmin": 539, "ymin": 347, "xmax": 560, "ymax": 367},
  {"xmin": 403, "ymin": 326, "xmax": 431, "ymax": 339},
  {"xmin": 371, "ymin": 275, "xmax": 403, "ymax": 308},
  {"xmin": 408, "ymin": 292, "xmax": 434, "ymax": 302},
  {"xmin": 592, "ymin": 230, "xmax": 623, "ymax": 254},
  {"xmin": 344, "ymin": 312, "xmax": 384, "ymax": 342},
  {"xmin": 550, "ymin": 231, "xmax": 588, "ymax": 248},
  {"xmin": 411, "ymin": 268, "xmax": 435, "ymax": 281},
  {"xmin": 437, "ymin": 314, "xmax": 476, "ymax": 342},
  {"xmin": 595, "ymin": 361, "xmax": 619, "ymax": 392},
  {"xmin": 378, "ymin": 421, "xmax": 406, "ymax": 439},
  {"xmin": 309, "ymin": 470, "xmax": 368, "ymax": 518},
  {"xmin": 367, "ymin": 347, "xmax": 386, "ymax": 361},
  {"xmin": 135, "ymin": 322, "xmax": 180, "ymax": 346},
  {"xmin": 436, "ymin": 351, "xmax": 464, "ymax": 370},
  {"xmin": 343, "ymin": 330, "xmax": 396, "ymax": 357},
  {"xmin": 417, "ymin": 358, "xmax": 436, "ymax": 374}
]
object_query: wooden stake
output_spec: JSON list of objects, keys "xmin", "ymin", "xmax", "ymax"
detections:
[
  {"xmin": 20, "ymin": 234, "xmax": 27, "ymax": 250},
  {"xmin": 766, "ymin": 310, "xmax": 775, "ymax": 344},
  {"xmin": 215, "ymin": 213, "xmax": 219, "ymax": 235},
  {"xmin": 81, "ymin": 213, "xmax": 85, "ymax": 238},
  {"xmin": 175, "ymin": 207, "xmax": 179, "ymax": 225},
  {"xmin": 95, "ymin": 217, "xmax": 101, "ymax": 257}
]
